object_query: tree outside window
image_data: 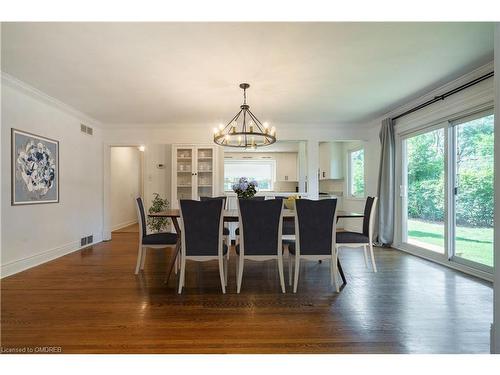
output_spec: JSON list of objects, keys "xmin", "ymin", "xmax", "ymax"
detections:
[{"xmin": 349, "ymin": 148, "xmax": 365, "ymax": 198}]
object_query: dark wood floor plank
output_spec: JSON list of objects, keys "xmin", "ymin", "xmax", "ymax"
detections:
[{"xmin": 0, "ymin": 227, "xmax": 492, "ymax": 353}]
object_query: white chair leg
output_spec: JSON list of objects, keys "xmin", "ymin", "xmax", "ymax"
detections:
[
  {"xmin": 237, "ymin": 255, "xmax": 244, "ymax": 294},
  {"xmin": 288, "ymin": 250, "xmax": 293, "ymax": 286},
  {"xmin": 362, "ymin": 244, "xmax": 368, "ymax": 268},
  {"xmin": 277, "ymin": 254, "xmax": 286, "ymax": 293},
  {"xmin": 332, "ymin": 251, "xmax": 339, "ymax": 293},
  {"xmin": 177, "ymin": 256, "xmax": 186, "ymax": 294},
  {"xmin": 293, "ymin": 256, "xmax": 300, "ymax": 293},
  {"xmin": 135, "ymin": 245, "xmax": 143, "ymax": 274},
  {"xmin": 140, "ymin": 247, "xmax": 147, "ymax": 270},
  {"xmin": 218, "ymin": 256, "xmax": 226, "ymax": 294},
  {"xmin": 224, "ymin": 254, "xmax": 228, "ymax": 286},
  {"xmin": 369, "ymin": 243, "xmax": 377, "ymax": 272}
]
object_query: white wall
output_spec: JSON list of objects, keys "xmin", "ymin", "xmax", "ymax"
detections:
[
  {"xmin": 1, "ymin": 75, "xmax": 103, "ymax": 277},
  {"xmin": 110, "ymin": 147, "xmax": 141, "ymax": 231}
]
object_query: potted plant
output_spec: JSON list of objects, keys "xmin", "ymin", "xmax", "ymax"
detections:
[
  {"xmin": 147, "ymin": 193, "xmax": 170, "ymax": 233},
  {"xmin": 232, "ymin": 177, "xmax": 258, "ymax": 199}
]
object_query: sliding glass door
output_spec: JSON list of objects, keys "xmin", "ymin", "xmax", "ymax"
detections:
[
  {"xmin": 399, "ymin": 109, "xmax": 494, "ymax": 273},
  {"xmin": 451, "ymin": 112, "xmax": 494, "ymax": 269},
  {"xmin": 402, "ymin": 127, "xmax": 446, "ymax": 254}
]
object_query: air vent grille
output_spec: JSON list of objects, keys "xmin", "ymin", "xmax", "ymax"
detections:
[{"xmin": 80, "ymin": 123, "xmax": 93, "ymax": 136}]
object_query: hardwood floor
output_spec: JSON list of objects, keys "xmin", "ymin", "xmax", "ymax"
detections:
[{"xmin": 1, "ymin": 225, "xmax": 493, "ymax": 353}]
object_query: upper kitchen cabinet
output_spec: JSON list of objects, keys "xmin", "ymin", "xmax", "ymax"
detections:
[
  {"xmin": 319, "ymin": 142, "xmax": 344, "ymax": 180},
  {"xmin": 275, "ymin": 153, "xmax": 298, "ymax": 182}
]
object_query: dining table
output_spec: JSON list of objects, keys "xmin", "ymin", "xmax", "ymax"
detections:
[{"xmin": 149, "ymin": 208, "xmax": 364, "ymax": 288}]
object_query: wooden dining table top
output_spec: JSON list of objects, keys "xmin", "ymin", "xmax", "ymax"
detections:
[{"xmin": 149, "ymin": 209, "xmax": 363, "ymax": 221}]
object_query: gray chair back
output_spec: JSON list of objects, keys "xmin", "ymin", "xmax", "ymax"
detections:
[
  {"xmin": 362, "ymin": 196, "xmax": 376, "ymax": 237},
  {"xmin": 180, "ymin": 199, "xmax": 224, "ymax": 256},
  {"xmin": 136, "ymin": 197, "xmax": 147, "ymax": 238},
  {"xmin": 238, "ymin": 199, "xmax": 283, "ymax": 256},
  {"xmin": 200, "ymin": 196, "xmax": 228, "ymax": 209},
  {"xmin": 247, "ymin": 196, "xmax": 265, "ymax": 201},
  {"xmin": 295, "ymin": 199, "xmax": 337, "ymax": 255}
]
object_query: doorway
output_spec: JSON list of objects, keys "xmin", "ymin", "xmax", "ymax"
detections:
[{"xmin": 110, "ymin": 146, "xmax": 144, "ymax": 235}]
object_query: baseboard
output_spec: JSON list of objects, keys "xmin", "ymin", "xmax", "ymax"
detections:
[
  {"xmin": 1, "ymin": 233, "xmax": 103, "ymax": 278},
  {"xmin": 111, "ymin": 219, "xmax": 138, "ymax": 232}
]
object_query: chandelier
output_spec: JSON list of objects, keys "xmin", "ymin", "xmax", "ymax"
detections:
[{"xmin": 213, "ymin": 83, "xmax": 276, "ymax": 148}]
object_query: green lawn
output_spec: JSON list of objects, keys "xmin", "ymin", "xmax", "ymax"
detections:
[{"xmin": 407, "ymin": 219, "xmax": 493, "ymax": 267}]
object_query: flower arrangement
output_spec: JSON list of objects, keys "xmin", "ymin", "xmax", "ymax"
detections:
[
  {"xmin": 147, "ymin": 193, "xmax": 170, "ymax": 233},
  {"xmin": 232, "ymin": 177, "xmax": 258, "ymax": 199}
]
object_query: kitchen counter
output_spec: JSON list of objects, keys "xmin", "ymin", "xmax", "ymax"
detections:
[{"xmin": 224, "ymin": 191, "xmax": 306, "ymax": 197}]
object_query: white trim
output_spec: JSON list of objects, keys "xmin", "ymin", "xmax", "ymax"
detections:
[
  {"xmin": 394, "ymin": 245, "xmax": 493, "ymax": 283},
  {"xmin": 1, "ymin": 72, "xmax": 102, "ymax": 128},
  {"xmin": 1, "ymin": 234, "xmax": 103, "ymax": 279},
  {"xmin": 111, "ymin": 219, "xmax": 138, "ymax": 232}
]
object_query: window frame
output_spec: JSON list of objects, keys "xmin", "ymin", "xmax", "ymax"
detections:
[
  {"xmin": 223, "ymin": 159, "xmax": 276, "ymax": 192},
  {"xmin": 394, "ymin": 105, "xmax": 494, "ymax": 278},
  {"xmin": 347, "ymin": 146, "xmax": 365, "ymax": 199}
]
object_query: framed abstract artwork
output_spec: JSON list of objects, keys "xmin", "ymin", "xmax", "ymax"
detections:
[{"xmin": 11, "ymin": 128, "xmax": 59, "ymax": 205}]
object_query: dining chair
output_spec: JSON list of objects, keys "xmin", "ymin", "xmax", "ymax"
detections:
[
  {"xmin": 272, "ymin": 196, "xmax": 296, "ymax": 238},
  {"xmin": 236, "ymin": 198, "xmax": 285, "ymax": 293},
  {"xmin": 336, "ymin": 196, "xmax": 378, "ymax": 272},
  {"xmin": 234, "ymin": 196, "xmax": 266, "ymax": 238},
  {"xmin": 178, "ymin": 199, "xmax": 228, "ymax": 294},
  {"xmin": 200, "ymin": 196, "xmax": 230, "ymax": 257},
  {"xmin": 135, "ymin": 197, "xmax": 179, "ymax": 275},
  {"xmin": 286, "ymin": 198, "xmax": 339, "ymax": 293}
]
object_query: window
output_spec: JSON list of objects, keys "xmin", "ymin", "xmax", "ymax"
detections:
[
  {"xmin": 348, "ymin": 148, "xmax": 365, "ymax": 198},
  {"xmin": 224, "ymin": 160, "xmax": 275, "ymax": 191},
  {"xmin": 403, "ymin": 128, "xmax": 445, "ymax": 254},
  {"xmin": 398, "ymin": 110, "xmax": 494, "ymax": 271}
]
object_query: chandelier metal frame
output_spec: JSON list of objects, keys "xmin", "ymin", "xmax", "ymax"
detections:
[{"xmin": 213, "ymin": 83, "xmax": 276, "ymax": 148}]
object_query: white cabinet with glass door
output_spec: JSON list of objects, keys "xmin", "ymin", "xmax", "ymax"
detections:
[{"xmin": 172, "ymin": 145, "xmax": 217, "ymax": 208}]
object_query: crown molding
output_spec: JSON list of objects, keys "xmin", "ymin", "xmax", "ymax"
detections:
[{"xmin": 1, "ymin": 72, "xmax": 102, "ymax": 128}]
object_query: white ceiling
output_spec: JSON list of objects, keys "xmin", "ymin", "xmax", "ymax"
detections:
[{"xmin": 1, "ymin": 22, "xmax": 494, "ymax": 127}]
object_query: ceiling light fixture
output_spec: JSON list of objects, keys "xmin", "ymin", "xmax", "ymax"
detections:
[{"xmin": 213, "ymin": 83, "xmax": 276, "ymax": 149}]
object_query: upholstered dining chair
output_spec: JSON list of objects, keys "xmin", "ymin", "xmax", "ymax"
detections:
[
  {"xmin": 135, "ymin": 197, "xmax": 179, "ymax": 275},
  {"xmin": 236, "ymin": 198, "xmax": 285, "ymax": 293},
  {"xmin": 285, "ymin": 199, "xmax": 339, "ymax": 293},
  {"xmin": 200, "ymin": 196, "xmax": 230, "ymax": 257},
  {"xmin": 273, "ymin": 196, "xmax": 296, "ymax": 239},
  {"xmin": 178, "ymin": 199, "xmax": 228, "ymax": 294},
  {"xmin": 336, "ymin": 196, "xmax": 378, "ymax": 272},
  {"xmin": 234, "ymin": 196, "xmax": 266, "ymax": 240}
]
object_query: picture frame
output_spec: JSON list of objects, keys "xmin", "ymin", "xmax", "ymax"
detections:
[{"xmin": 11, "ymin": 128, "xmax": 60, "ymax": 205}]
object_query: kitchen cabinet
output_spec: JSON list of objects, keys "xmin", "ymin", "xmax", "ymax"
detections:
[
  {"xmin": 171, "ymin": 145, "xmax": 217, "ymax": 208},
  {"xmin": 319, "ymin": 142, "xmax": 344, "ymax": 180},
  {"xmin": 275, "ymin": 153, "xmax": 298, "ymax": 182}
]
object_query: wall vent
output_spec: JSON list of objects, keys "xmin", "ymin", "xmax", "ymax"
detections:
[
  {"xmin": 86, "ymin": 235, "xmax": 93, "ymax": 244},
  {"xmin": 80, "ymin": 237, "xmax": 87, "ymax": 247},
  {"xmin": 80, "ymin": 123, "xmax": 93, "ymax": 136}
]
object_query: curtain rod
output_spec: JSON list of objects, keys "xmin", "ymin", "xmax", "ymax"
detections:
[{"xmin": 392, "ymin": 71, "xmax": 494, "ymax": 121}]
